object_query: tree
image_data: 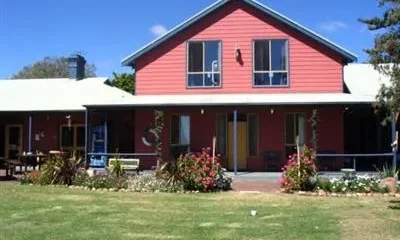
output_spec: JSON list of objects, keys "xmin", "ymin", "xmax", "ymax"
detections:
[
  {"xmin": 12, "ymin": 56, "xmax": 96, "ymax": 79},
  {"xmin": 109, "ymin": 72, "xmax": 135, "ymax": 94},
  {"xmin": 360, "ymin": 0, "xmax": 400, "ymax": 167}
]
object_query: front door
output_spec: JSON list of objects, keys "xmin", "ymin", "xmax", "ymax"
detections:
[
  {"xmin": 228, "ymin": 122, "xmax": 248, "ymax": 170},
  {"xmin": 5, "ymin": 125, "xmax": 23, "ymax": 160}
]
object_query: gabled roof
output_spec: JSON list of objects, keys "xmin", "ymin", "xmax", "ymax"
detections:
[
  {"xmin": 121, "ymin": 0, "xmax": 357, "ymax": 67},
  {"xmin": 0, "ymin": 77, "xmax": 133, "ymax": 112}
]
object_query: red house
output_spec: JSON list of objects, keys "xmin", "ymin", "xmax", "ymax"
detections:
[{"xmin": 87, "ymin": 0, "xmax": 378, "ymax": 172}]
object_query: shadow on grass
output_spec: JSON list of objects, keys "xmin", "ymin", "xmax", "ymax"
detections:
[{"xmin": 388, "ymin": 200, "xmax": 400, "ymax": 210}]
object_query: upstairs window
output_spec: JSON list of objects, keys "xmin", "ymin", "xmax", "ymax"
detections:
[
  {"xmin": 187, "ymin": 41, "xmax": 221, "ymax": 88},
  {"xmin": 253, "ymin": 39, "xmax": 288, "ymax": 87}
]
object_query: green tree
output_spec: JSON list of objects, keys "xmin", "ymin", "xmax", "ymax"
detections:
[
  {"xmin": 109, "ymin": 72, "xmax": 135, "ymax": 94},
  {"xmin": 12, "ymin": 56, "xmax": 96, "ymax": 79},
  {"xmin": 360, "ymin": 0, "xmax": 400, "ymax": 170},
  {"xmin": 360, "ymin": 1, "xmax": 400, "ymax": 123}
]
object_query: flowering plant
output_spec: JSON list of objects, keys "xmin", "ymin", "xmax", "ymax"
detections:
[
  {"xmin": 177, "ymin": 147, "xmax": 229, "ymax": 192},
  {"xmin": 280, "ymin": 146, "xmax": 317, "ymax": 192},
  {"xmin": 316, "ymin": 175, "xmax": 389, "ymax": 193}
]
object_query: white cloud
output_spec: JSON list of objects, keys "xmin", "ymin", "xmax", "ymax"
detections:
[
  {"xmin": 317, "ymin": 21, "xmax": 348, "ymax": 32},
  {"xmin": 149, "ymin": 24, "xmax": 168, "ymax": 37}
]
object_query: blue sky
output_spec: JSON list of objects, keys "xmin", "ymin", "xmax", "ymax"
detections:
[{"xmin": 0, "ymin": 0, "xmax": 382, "ymax": 78}]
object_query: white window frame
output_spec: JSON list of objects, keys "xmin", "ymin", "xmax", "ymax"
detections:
[
  {"xmin": 187, "ymin": 41, "xmax": 222, "ymax": 88},
  {"xmin": 253, "ymin": 39, "xmax": 289, "ymax": 87}
]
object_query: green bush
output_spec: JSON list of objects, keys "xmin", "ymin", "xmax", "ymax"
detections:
[
  {"xmin": 375, "ymin": 164, "xmax": 399, "ymax": 179},
  {"xmin": 41, "ymin": 152, "xmax": 85, "ymax": 185},
  {"xmin": 280, "ymin": 147, "xmax": 317, "ymax": 192},
  {"xmin": 73, "ymin": 172, "xmax": 128, "ymax": 190},
  {"xmin": 128, "ymin": 174, "xmax": 184, "ymax": 193},
  {"xmin": 108, "ymin": 156, "xmax": 124, "ymax": 177},
  {"xmin": 20, "ymin": 170, "xmax": 43, "ymax": 185},
  {"xmin": 316, "ymin": 175, "xmax": 389, "ymax": 194}
]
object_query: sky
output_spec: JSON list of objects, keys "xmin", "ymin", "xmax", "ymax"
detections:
[{"xmin": 0, "ymin": 0, "xmax": 383, "ymax": 79}]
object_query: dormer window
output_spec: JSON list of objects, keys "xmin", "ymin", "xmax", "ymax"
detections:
[
  {"xmin": 253, "ymin": 39, "xmax": 289, "ymax": 87},
  {"xmin": 187, "ymin": 41, "xmax": 221, "ymax": 88}
]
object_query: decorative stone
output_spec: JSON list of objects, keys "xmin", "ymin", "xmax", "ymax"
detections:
[
  {"xmin": 318, "ymin": 190, "xmax": 327, "ymax": 196},
  {"xmin": 395, "ymin": 194, "xmax": 400, "ymax": 198},
  {"xmin": 331, "ymin": 193, "xmax": 338, "ymax": 197},
  {"xmin": 380, "ymin": 177, "xmax": 397, "ymax": 194},
  {"xmin": 383, "ymin": 193, "xmax": 389, "ymax": 197},
  {"xmin": 346, "ymin": 193, "xmax": 352, "ymax": 197}
]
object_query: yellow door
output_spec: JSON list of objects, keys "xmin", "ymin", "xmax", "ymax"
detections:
[{"xmin": 228, "ymin": 122, "xmax": 247, "ymax": 170}]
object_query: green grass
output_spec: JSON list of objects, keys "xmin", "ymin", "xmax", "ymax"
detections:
[{"xmin": 0, "ymin": 184, "xmax": 399, "ymax": 240}]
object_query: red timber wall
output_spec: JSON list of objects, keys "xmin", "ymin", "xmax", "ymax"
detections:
[
  {"xmin": 135, "ymin": 0, "xmax": 344, "ymax": 95},
  {"xmin": 0, "ymin": 111, "xmax": 135, "ymax": 156},
  {"xmin": 134, "ymin": 107, "xmax": 344, "ymax": 170}
]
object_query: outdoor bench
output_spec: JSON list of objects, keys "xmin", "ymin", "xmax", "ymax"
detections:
[{"xmin": 108, "ymin": 158, "xmax": 140, "ymax": 174}]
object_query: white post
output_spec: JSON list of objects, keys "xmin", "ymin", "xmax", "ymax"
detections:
[
  {"xmin": 233, "ymin": 110, "xmax": 238, "ymax": 175},
  {"xmin": 28, "ymin": 115, "xmax": 32, "ymax": 153}
]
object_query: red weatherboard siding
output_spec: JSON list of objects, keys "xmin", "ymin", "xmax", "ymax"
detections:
[
  {"xmin": 135, "ymin": 0, "xmax": 344, "ymax": 95},
  {"xmin": 134, "ymin": 107, "xmax": 344, "ymax": 170}
]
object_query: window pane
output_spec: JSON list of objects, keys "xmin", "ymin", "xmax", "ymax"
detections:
[
  {"xmin": 188, "ymin": 42, "xmax": 203, "ymax": 72},
  {"xmin": 285, "ymin": 114, "xmax": 295, "ymax": 145},
  {"xmin": 248, "ymin": 115, "xmax": 258, "ymax": 157},
  {"xmin": 204, "ymin": 41, "xmax": 220, "ymax": 72},
  {"xmin": 216, "ymin": 115, "xmax": 227, "ymax": 156},
  {"xmin": 205, "ymin": 73, "xmax": 220, "ymax": 86},
  {"xmin": 180, "ymin": 116, "xmax": 190, "ymax": 145},
  {"xmin": 61, "ymin": 127, "xmax": 74, "ymax": 148},
  {"xmin": 271, "ymin": 40, "xmax": 287, "ymax": 71},
  {"xmin": 254, "ymin": 41, "xmax": 270, "ymax": 71},
  {"xmin": 188, "ymin": 74, "xmax": 203, "ymax": 87},
  {"xmin": 254, "ymin": 73, "xmax": 270, "ymax": 86},
  {"xmin": 171, "ymin": 116, "xmax": 180, "ymax": 145},
  {"xmin": 271, "ymin": 72, "xmax": 288, "ymax": 86},
  {"xmin": 297, "ymin": 114, "xmax": 305, "ymax": 146},
  {"xmin": 76, "ymin": 127, "xmax": 85, "ymax": 147}
]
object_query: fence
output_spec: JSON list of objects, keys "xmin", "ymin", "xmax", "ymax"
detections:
[{"xmin": 317, "ymin": 153, "xmax": 396, "ymax": 171}]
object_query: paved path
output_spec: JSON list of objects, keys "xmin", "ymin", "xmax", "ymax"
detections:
[{"xmin": 228, "ymin": 172, "xmax": 281, "ymax": 192}]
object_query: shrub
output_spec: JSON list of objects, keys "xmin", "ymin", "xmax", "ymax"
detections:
[
  {"xmin": 316, "ymin": 175, "xmax": 389, "ymax": 194},
  {"xmin": 375, "ymin": 164, "xmax": 399, "ymax": 179},
  {"xmin": 108, "ymin": 156, "xmax": 124, "ymax": 177},
  {"xmin": 73, "ymin": 172, "xmax": 128, "ymax": 190},
  {"xmin": 177, "ymin": 148, "xmax": 227, "ymax": 192},
  {"xmin": 41, "ymin": 152, "xmax": 85, "ymax": 185},
  {"xmin": 214, "ymin": 172, "xmax": 232, "ymax": 191},
  {"xmin": 20, "ymin": 170, "xmax": 43, "ymax": 185},
  {"xmin": 128, "ymin": 174, "xmax": 184, "ymax": 193},
  {"xmin": 280, "ymin": 147, "xmax": 317, "ymax": 192}
]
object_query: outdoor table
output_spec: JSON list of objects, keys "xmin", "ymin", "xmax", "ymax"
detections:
[{"xmin": 17, "ymin": 153, "xmax": 48, "ymax": 172}]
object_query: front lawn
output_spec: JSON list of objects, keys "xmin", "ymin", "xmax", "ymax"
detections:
[{"xmin": 0, "ymin": 184, "xmax": 399, "ymax": 240}]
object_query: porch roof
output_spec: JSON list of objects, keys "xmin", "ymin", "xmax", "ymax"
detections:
[
  {"xmin": 85, "ymin": 93, "xmax": 375, "ymax": 108},
  {"xmin": 0, "ymin": 77, "xmax": 132, "ymax": 112}
]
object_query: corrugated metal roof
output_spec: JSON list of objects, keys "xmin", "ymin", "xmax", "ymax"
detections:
[
  {"xmin": 344, "ymin": 64, "xmax": 391, "ymax": 97},
  {"xmin": 85, "ymin": 93, "xmax": 375, "ymax": 108},
  {"xmin": 0, "ymin": 77, "xmax": 132, "ymax": 112},
  {"xmin": 121, "ymin": 0, "xmax": 357, "ymax": 67}
]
